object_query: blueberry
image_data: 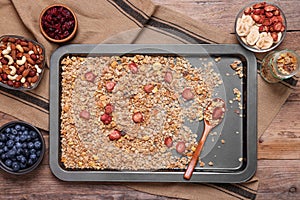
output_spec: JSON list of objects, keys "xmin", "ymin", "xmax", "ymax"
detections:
[
  {"xmin": 1, "ymin": 153, "xmax": 7, "ymax": 160},
  {"xmin": 0, "ymin": 149, "xmax": 4, "ymax": 154},
  {"xmin": 0, "ymin": 133, "xmax": 6, "ymax": 141},
  {"xmin": 30, "ymin": 149, "xmax": 36, "ymax": 155},
  {"xmin": 36, "ymin": 150, "xmax": 41, "ymax": 157},
  {"xmin": 5, "ymin": 127, "xmax": 11, "ymax": 133},
  {"xmin": 27, "ymin": 159, "xmax": 34, "ymax": 166},
  {"xmin": 7, "ymin": 149, "xmax": 16, "ymax": 158},
  {"xmin": 26, "ymin": 135, "xmax": 32, "ymax": 141},
  {"xmin": 6, "ymin": 140, "xmax": 14, "ymax": 148},
  {"xmin": 30, "ymin": 131, "xmax": 38, "ymax": 139},
  {"xmin": 11, "ymin": 128, "xmax": 18, "ymax": 135},
  {"xmin": 15, "ymin": 142, "xmax": 22, "ymax": 149},
  {"xmin": 14, "ymin": 136, "xmax": 20, "ymax": 142},
  {"xmin": 11, "ymin": 162, "xmax": 20, "ymax": 171},
  {"xmin": 16, "ymin": 148, "xmax": 24, "ymax": 155},
  {"xmin": 34, "ymin": 141, "xmax": 42, "ymax": 149},
  {"xmin": 15, "ymin": 124, "xmax": 21, "ymax": 131},
  {"xmin": 27, "ymin": 142, "xmax": 34, "ymax": 149},
  {"xmin": 4, "ymin": 159, "xmax": 12, "ymax": 167},
  {"xmin": 20, "ymin": 162, "xmax": 27, "ymax": 169},
  {"xmin": 20, "ymin": 156, "xmax": 27, "ymax": 164},
  {"xmin": 23, "ymin": 149, "xmax": 30, "ymax": 157},
  {"xmin": 0, "ymin": 142, "xmax": 4, "ymax": 148},
  {"xmin": 21, "ymin": 126, "xmax": 26, "ymax": 131},
  {"xmin": 30, "ymin": 154, "xmax": 37, "ymax": 161},
  {"xmin": 8, "ymin": 134, "xmax": 15, "ymax": 140},
  {"xmin": 23, "ymin": 130, "xmax": 29, "ymax": 136},
  {"xmin": 3, "ymin": 146, "xmax": 9, "ymax": 152},
  {"xmin": 19, "ymin": 135, "xmax": 27, "ymax": 142},
  {"xmin": 22, "ymin": 143, "xmax": 27, "ymax": 149}
]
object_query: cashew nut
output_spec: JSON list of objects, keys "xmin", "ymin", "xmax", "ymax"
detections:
[
  {"xmin": 8, "ymin": 74, "xmax": 18, "ymax": 80},
  {"xmin": 21, "ymin": 77, "xmax": 26, "ymax": 83},
  {"xmin": 2, "ymin": 45, "xmax": 11, "ymax": 55},
  {"xmin": 15, "ymin": 44, "xmax": 24, "ymax": 53},
  {"xmin": 4, "ymin": 55, "xmax": 14, "ymax": 65},
  {"xmin": 9, "ymin": 65, "xmax": 17, "ymax": 75},
  {"xmin": 34, "ymin": 64, "xmax": 42, "ymax": 74},
  {"xmin": 16, "ymin": 56, "xmax": 26, "ymax": 65},
  {"xmin": 28, "ymin": 50, "xmax": 34, "ymax": 55}
]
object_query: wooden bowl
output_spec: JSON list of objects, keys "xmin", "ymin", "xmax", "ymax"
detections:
[{"xmin": 39, "ymin": 4, "xmax": 78, "ymax": 43}]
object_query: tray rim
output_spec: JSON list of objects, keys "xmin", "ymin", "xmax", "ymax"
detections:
[{"xmin": 49, "ymin": 44, "xmax": 257, "ymax": 183}]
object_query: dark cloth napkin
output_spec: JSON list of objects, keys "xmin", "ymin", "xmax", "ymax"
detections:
[{"xmin": 0, "ymin": 0, "xmax": 295, "ymax": 199}]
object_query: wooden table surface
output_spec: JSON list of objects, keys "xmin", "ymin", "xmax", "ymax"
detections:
[{"xmin": 1, "ymin": 0, "xmax": 299, "ymax": 199}]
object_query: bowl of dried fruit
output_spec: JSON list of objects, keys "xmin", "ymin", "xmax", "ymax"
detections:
[
  {"xmin": 0, "ymin": 35, "xmax": 45, "ymax": 90},
  {"xmin": 0, "ymin": 121, "xmax": 45, "ymax": 175},
  {"xmin": 235, "ymin": 2, "xmax": 287, "ymax": 53},
  {"xmin": 39, "ymin": 4, "xmax": 78, "ymax": 43}
]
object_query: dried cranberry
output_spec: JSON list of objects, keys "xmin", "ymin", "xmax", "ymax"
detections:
[
  {"xmin": 176, "ymin": 141, "xmax": 186, "ymax": 154},
  {"xmin": 84, "ymin": 71, "xmax": 96, "ymax": 82},
  {"xmin": 144, "ymin": 84, "xmax": 154, "ymax": 93},
  {"xmin": 108, "ymin": 129, "xmax": 121, "ymax": 141},
  {"xmin": 100, "ymin": 114, "xmax": 112, "ymax": 125},
  {"xmin": 79, "ymin": 110, "xmax": 90, "ymax": 120},
  {"xmin": 41, "ymin": 6, "xmax": 75, "ymax": 40},
  {"xmin": 182, "ymin": 88, "xmax": 194, "ymax": 100},
  {"xmin": 104, "ymin": 103, "xmax": 114, "ymax": 114},
  {"xmin": 105, "ymin": 81, "xmax": 116, "ymax": 92},
  {"xmin": 132, "ymin": 112, "xmax": 143, "ymax": 123},
  {"xmin": 164, "ymin": 137, "xmax": 173, "ymax": 148},
  {"xmin": 129, "ymin": 62, "xmax": 138, "ymax": 73}
]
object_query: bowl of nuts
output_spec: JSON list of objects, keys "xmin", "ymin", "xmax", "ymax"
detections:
[
  {"xmin": 0, "ymin": 35, "xmax": 45, "ymax": 90},
  {"xmin": 235, "ymin": 2, "xmax": 287, "ymax": 53},
  {"xmin": 0, "ymin": 121, "xmax": 45, "ymax": 175},
  {"xmin": 39, "ymin": 4, "xmax": 78, "ymax": 43}
]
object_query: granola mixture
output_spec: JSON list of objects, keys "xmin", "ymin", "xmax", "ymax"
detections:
[{"xmin": 60, "ymin": 55, "xmax": 222, "ymax": 170}]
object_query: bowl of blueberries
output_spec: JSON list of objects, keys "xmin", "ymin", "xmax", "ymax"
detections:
[{"xmin": 0, "ymin": 121, "xmax": 45, "ymax": 175}]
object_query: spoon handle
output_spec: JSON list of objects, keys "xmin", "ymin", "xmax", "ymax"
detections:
[{"xmin": 184, "ymin": 125, "xmax": 213, "ymax": 180}]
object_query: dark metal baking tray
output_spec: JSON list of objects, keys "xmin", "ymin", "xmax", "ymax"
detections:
[{"xmin": 49, "ymin": 44, "xmax": 257, "ymax": 183}]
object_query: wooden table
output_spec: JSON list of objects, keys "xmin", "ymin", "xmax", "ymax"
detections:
[{"xmin": 1, "ymin": 0, "xmax": 299, "ymax": 199}]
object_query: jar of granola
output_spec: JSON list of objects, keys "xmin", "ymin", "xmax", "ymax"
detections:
[{"xmin": 260, "ymin": 50, "xmax": 299, "ymax": 83}]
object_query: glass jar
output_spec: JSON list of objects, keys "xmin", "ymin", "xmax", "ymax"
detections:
[{"xmin": 260, "ymin": 49, "xmax": 299, "ymax": 83}]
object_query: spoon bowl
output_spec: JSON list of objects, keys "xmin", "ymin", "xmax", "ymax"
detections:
[{"xmin": 184, "ymin": 98, "xmax": 225, "ymax": 180}]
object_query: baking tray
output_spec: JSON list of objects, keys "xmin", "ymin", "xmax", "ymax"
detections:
[{"xmin": 49, "ymin": 44, "xmax": 257, "ymax": 183}]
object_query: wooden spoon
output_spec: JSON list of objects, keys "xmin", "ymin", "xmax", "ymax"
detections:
[{"xmin": 184, "ymin": 98, "xmax": 226, "ymax": 180}]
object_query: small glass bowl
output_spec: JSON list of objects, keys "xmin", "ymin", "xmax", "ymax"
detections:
[
  {"xmin": 0, "ymin": 121, "xmax": 45, "ymax": 175},
  {"xmin": 0, "ymin": 35, "xmax": 46, "ymax": 90},
  {"xmin": 234, "ymin": 2, "xmax": 287, "ymax": 53},
  {"xmin": 39, "ymin": 4, "xmax": 78, "ymax": 43},
  {"xmin": 260, "ymin": 49, "xmax": 299, "ymax": 83}
]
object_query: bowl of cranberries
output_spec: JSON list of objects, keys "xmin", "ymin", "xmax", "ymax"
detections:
[
  {"xmin": 0, "ymin": 121, "xmax": 45, "ymax": 175},
  {"xmin": 39, "ymin": 4, "xmax": 78, "ymax": 43}
]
